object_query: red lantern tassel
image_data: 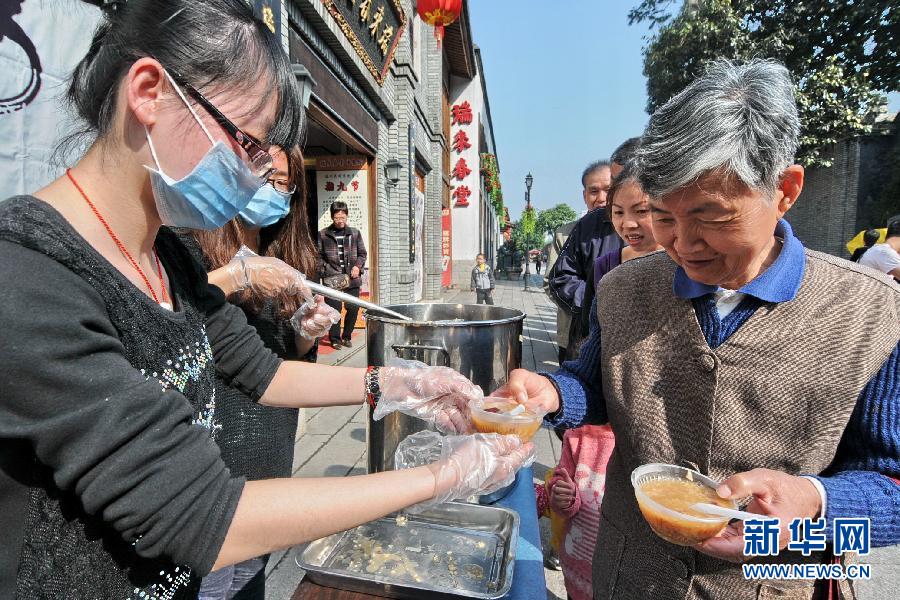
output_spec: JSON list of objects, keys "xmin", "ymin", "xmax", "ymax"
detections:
[{"xmin": 434, "ymin": 23, "xmax": 444, "ymax": 47}]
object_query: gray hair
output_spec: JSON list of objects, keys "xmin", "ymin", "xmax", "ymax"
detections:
[
  {"xmin": 581, "ymin": 160, "xmax": 611, "ymax": 188},
  {"xmin": 635, "ymin": 59, "xmax": 800, "ymax": 199},
  {"xmin": 611, "ymin": 137, "xmax": 641, "ymax": 167}
]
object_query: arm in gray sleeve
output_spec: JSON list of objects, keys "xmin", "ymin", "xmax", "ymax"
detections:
[{"xmin": 204, "ymin": 295, "xmax": 282, "ymax": 401}]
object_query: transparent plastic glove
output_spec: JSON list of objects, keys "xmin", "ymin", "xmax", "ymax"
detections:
[
  {"xmin": 374, "ymin": 358, "xmax": 483, "ymax": 434},
  {"xmin": 289, "ymin": 296, "xmax": 341, "ymax": 340},
  {"xmin": 225, "ymin": 245, "xmax": 312, "ymax": 299},
  {"xmin": 395, "ymin": 430, "xmax": 535, "ymax": 513}
]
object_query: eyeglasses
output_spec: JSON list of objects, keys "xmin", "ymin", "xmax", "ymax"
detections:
[
  {"xmin": 266, "ymin": 176, "xmax": 297, "ymax": 195},
  {"xmin": 169, "ymin": 73, "xmax": 275, "ymax": 181}
]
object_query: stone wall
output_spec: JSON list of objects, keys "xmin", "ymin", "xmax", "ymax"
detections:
[
  {"xmin": 788, "ymin": 119, "xmax": 899, "ymax": 259},
  {"xmin": 787, "ymin": 140, "xmax": 860, "ymax": 259}
]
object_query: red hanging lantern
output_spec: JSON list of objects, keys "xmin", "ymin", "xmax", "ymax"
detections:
[{"xmin": 417, "ymin": 0, "xmax": 463, "ymax": 47}]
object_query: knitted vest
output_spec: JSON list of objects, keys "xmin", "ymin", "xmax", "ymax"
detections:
[
  {"xmin": 0, "ymin": 196, "xmax": 218, "ymax": 599},
  {"xmin": 591, "ymin": 250, "xmax": 899, "ymax": 600}
]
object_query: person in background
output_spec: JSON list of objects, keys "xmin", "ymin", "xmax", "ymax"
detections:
[
  {"xmin": 544, "ymin": 220, "xmax": 575, "ymax": 364},
  {"xmin": 596, "ymin": 161, "xmax": 664, "ymax": 280},
  {"xmin": 317, "ymin": 200, "xmax": 367, "ymax": 349},
  {"xmin": 850, "ymin": 228, "xmax": 881, "ymax": 262},
  {"xmin": 576, "ymin": 138, "xmax": 641, "ymax": 342},
  {"xmin": 581, "ymin": 160, "xmax": 613, "ymax": 212},
  {"xmin": 859, "ymin": 219, "xmax": 900, "ymax": 281},
  {"xmin": 535, "ymin": 252, "xmax": 542, "ymax": 275},
  {"xmin": 500, "ymin": 59, "xmax": 900, "ymax": 599},
  {"xmin": 471, "ymin": 253, "xmax": 496, "ymax": 305},
  {"xmin": 545, "ymin": 160, "xmax": 621, "ymax": 362},
  {"xmin": 609, "ymin": 138, "xmax": 641, "ymax": 179},
  {"xmin": 183, "ymin": 145, "xmax": 330, "ymax": 600},
  {"xmin": 0, "ymin": 2, "xmax": 530, "ymax": 597}
]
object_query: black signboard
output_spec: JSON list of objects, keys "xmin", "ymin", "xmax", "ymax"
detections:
[
  {"xmin": 322, "ymin": 0, "xmax": 407, "ymax": 85},
  {"xmin": 252, "ymin": 0, "xmax": 282, "ymax": 41}
]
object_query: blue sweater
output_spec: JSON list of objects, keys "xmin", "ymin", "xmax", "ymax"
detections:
[{"xmin": 547, "ymin": 221, "xmax": 900, "ymax": 547}]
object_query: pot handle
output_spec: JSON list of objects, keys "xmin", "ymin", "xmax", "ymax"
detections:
[{"xmin": 391, "ymin": 343, "xmax": 450, "ymax": 367}]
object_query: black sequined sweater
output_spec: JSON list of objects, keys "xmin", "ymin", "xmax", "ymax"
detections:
[
  {"xmin": 0, "ymin": 196, "xmax": 282, "ymax": 599},
  {"xmin": 177, "ymin": 232, "xmax": 318, "ymax": 482}
]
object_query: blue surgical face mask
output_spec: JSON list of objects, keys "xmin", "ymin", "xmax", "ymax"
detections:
[
  {"xmin": 144, "ymin": 71, "xmax": 265, "ymax": 230},
  {"xmin": 239, "ymin": 184, "xmax": 292, "ymax": 228}
]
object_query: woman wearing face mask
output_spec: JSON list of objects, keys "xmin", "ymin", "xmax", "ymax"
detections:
[
  {"xmin": 0, "ymin": 2, "xmax": 531, "ymax": 599},
  {"xmin": 180, "ymin": 145, "xmax": 335, "ymax": 600}
]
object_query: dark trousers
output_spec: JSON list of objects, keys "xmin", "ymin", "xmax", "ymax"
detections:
[
  {"xmin": 325, "ymin": 286, "xmax": 360, "ymax": 341},
  {"xmin": 475, "ymin": 289, "xmax": 494, "ymax": 305}
]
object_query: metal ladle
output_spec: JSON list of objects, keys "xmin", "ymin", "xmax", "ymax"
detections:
[{"xmin": 306, "ymin": 280, "xmax": 412, "ymax": 321}]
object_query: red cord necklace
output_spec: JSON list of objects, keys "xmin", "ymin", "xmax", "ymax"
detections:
[{"xmin": 66, "ymin": 168, "xmax": 171, "ymax": 308}]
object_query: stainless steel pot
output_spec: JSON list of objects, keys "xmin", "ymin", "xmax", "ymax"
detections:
[{"xmin": 366, "ymin": 303, "xmax": 525, "ymax": 473}]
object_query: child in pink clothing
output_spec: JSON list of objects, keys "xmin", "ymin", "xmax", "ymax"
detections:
[{"xmin": 547, "ymin": 424, "xmax": 616, "ymax": 600}]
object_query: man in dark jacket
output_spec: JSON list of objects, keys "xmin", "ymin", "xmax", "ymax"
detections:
[
  {"xmin": 575, "ymin": 138, "xmax": 642, "ymax": 346},
  {"xmin": 317, "ymin": 201, "xmax": 367, "ymax": 349},
  {"xmin": 546, "ymin": 160, "xmax": 621, "ymax": 361}
]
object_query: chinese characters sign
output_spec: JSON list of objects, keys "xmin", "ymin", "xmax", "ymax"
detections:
[
  {"xmin": 451, "ymin": 100, "xmax": 473, "ymax": 207},
  {"xmin": 316, "ymin": 156, "xmax": 370, "ymax": 242},
  {"xmin": 441, "ymin": 207, "xmax": 453, "ymax": 287},
  {"xmin": 251, "ymin": 0, "xmax": 281, "ymax": 41},
  {"xmin": 740, "ymin": 517, "xmax": 872, "ymax": 582},
  {"xmin": 323, "ymin": 0, "xmax": 407, "ymax": 85},
  {"xmin": 743, "ymin": 517, "xmax": 871, "ymax": 559}
]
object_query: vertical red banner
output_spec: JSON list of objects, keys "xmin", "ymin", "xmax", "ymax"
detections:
[{"xmin": 441, "ymin": 207, "xmax": 453, "ymax": 287}]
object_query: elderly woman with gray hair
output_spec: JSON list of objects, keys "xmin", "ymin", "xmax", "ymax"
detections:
[{"xmin": 498, "ymin": 59, "xmax": 899, "ymax": 599}]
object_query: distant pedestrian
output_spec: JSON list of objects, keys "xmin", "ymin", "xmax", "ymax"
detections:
[
  {"xmin": 851, "ymin": 228, "xmax": 881, "ymax": 262},
  {"xmin": 859, "ymin": 219, "xmax": 900, "ymax": 281},
  {"xmin": 317, "ymin": 201, "xmax": 367, "ymax": 349},
  {"xmin": 535, "ymin": 253, "xmax": 542, "ymax": 274},
  {"xmin": 471, "ymin": 253, "xmax": 496, "ymax": 305}
]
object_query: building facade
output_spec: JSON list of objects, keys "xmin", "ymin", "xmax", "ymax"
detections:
[
  {"xmin": 286, "ymin": 0, "xmax": 503, "ymax": 300},
  {"xmin": 786, "ymin": 113, "xmax": 900, "ymax": 258},
  {"xmin": 447, "ymin": 46, "xmax": 504, "ymax": 288},
  {"xmin": 0, "ymin": 0, "xmax": 504, "ymax": 300}
]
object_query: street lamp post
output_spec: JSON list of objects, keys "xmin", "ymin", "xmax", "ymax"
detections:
[{"xmin": 523, "ymin": 172, "xmax": 533, "ymax": 290}]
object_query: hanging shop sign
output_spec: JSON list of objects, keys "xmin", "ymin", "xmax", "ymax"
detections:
[
  {"xmin": 322, "ymin": 0, "xmax": 407, "ymax": 85},
  {"xmin": 450, "ymin": 100, "xmax": 473, "ymax": 207},
  {"xmin": 408, "ymin": 124, "xmax": 416, "ymax": 264},
  {"xmin": 251, "ymin": 0, "xmax": 282, "ymax": 41}
]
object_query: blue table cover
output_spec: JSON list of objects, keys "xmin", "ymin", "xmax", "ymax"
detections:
[{"xmin": 495, "ymin": 466, "xmax": 546, "ymax": 600}]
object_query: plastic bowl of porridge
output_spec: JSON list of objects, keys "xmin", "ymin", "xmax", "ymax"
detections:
[
  {"xmin": 469, "ymin": 396, "xmax": 545, "ymax": 442},
  {"xmin": 631, "ymin": 463, "xmax": 736, "ymax": 546}
]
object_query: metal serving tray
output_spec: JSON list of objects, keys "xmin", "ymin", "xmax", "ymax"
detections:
[{"xmin": 296, "ymin": 502, "xmax": 519, "ymax": 599}]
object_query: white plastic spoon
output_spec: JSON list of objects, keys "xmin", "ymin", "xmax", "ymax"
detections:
[
  {"xmin": 691, "ymin": 503, "xmax": 777, "ymax": 522},
  {"xmin": 507, "ymin": 404, "xmax": 526, "ymax": 417}
]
